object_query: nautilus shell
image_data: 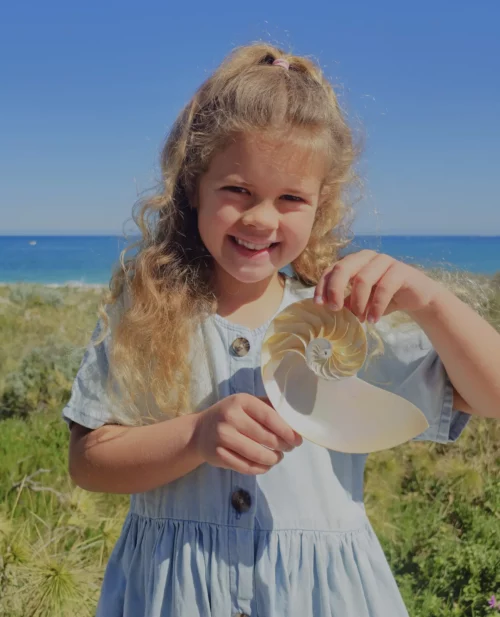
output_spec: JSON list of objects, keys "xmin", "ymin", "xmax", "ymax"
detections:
[{"xmin": 261, "ymin": 299, "xmax": 429, "ymax": 453}]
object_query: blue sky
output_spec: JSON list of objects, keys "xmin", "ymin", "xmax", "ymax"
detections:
[{"xmin": 1, "ymin": 0, "xmax": 498, "ymax": 235}]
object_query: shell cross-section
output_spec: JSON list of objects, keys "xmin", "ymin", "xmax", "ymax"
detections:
[{"xmin": 263, "ymin": 299, "xmax": 367, "ymax": 381}]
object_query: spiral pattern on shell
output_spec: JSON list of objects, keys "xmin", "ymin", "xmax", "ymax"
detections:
[{"xmin": 263, "ymin": 299, "xmax": 367, "ymax": 380}]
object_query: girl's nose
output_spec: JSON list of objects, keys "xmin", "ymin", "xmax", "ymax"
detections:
[{"xmin": 241, "ymin": 200, "xmax": 279, "ymax": 230}]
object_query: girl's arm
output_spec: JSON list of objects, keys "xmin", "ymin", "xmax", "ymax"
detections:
[
  {"xmin": 69, "ymin": 393, "xmax": 300, "ymax": 494},
  {"xmin": 410, "ymin": 288, "xmax": 500, "ymax": 420},
  {"xmin": 314, "ymin": 250, "xmax": 500, "ymax": 420},
  {"xmin": 69, "ymin": 414, "xmax": 203, "ymax": 494}
]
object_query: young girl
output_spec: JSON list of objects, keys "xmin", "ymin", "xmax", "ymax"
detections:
[{"xmin": 63, "ymin": 44, "xmax": 500, "ymax": 617}]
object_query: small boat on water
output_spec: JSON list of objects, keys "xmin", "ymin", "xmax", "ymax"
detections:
[{"xmin": 29, "ymin": 240, "xmax": 37, "ymax": 246}]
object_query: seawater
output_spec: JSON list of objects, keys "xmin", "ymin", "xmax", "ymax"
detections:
[{"xmin": 0, "ymin": 235, "xmax": 499, "ymax": 285}]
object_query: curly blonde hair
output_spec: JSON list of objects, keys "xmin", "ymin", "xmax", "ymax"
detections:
[{"xmin": 99, "ymin": 42, "xmax": 359, "ymax": 423}]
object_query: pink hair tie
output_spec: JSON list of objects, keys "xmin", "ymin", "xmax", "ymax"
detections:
[{"xmin": 272, "ymin": 58, "xmax": 290, "ymax": 70}]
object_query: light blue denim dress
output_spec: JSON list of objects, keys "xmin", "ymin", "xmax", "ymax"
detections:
[{"xmin": 62, "ymin": 276, "xmax": 470, "ymax": 617}]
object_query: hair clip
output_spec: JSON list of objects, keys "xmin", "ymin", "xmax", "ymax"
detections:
[{"xmin": 272, "ymin": 58, "xmax": 290, "ymax": 70}]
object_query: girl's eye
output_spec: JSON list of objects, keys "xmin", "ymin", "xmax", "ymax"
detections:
[
  {"xmin": 281, "ymin": 194, "xmax": 305, "ymax": 203},
  {"xmin": 221, "ymin": 186, "xmax": 250, "ymax": 195}
]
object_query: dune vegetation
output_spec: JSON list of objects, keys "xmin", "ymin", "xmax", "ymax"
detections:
[{"xmin": 0, "ymin": 276, "xmax": 499, "ymax": 616}]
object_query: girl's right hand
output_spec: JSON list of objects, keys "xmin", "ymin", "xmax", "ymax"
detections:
[{"xmin": 193, "ymin": 393, "xmax": 302, "ymax": 475}]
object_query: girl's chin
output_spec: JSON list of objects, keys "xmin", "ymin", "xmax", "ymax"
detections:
[
  {"xmin": 214, "ymin": 261, "xmax": 282, "ymax": 285},
  {"xmin": 228, "ymin": 267, "xmax": 277, "ymax": 284}
]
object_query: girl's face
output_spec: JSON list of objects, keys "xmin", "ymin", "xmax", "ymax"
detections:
[{"xmin": 197, "ymin": 132, "xmax": 325, "ymax": 286}]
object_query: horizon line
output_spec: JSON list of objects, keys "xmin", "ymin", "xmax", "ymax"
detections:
[{"xmin": 1, "ymin": 232, "xmax": 500, "ymax": 238}]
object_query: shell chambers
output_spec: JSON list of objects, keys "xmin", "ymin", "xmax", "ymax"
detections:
[{"xmin": 263, "ymin": 299, "xmax": 367, "ymax": 380}]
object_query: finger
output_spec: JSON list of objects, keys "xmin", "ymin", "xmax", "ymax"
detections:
[
  {"xmin": 344, "ymin": 291, "xmax": 370, "ymax": 322},
  {"xmin": 242, "ymin": 396, "xmax": 302, "ymax": 447},
  {"xmin": 314, "ymin": 265, "xmax": 334, "ymax": 305},
  {"xmin": 239, "ymin": 414, "xmax": 296, "ymax": 452},
  {"xmin": 325, "ymin": 250, "xmax": 378, "ymax": 310},
  {"xmin": 349, "ymin": 254, "xmax": 394, "ymax": 320},
  {"xmin": 220, "ymin": 431, "xmax": 284, "ymax": 466},
  {"xmin": 368, "ymin": 264, "xmax": 404, "ymax": 322},
  {"xmin": 216, "ymin": 447, "xmax": 273, "ymax": 475},
  {"xmin": 253, "ymin": 397, "xmax": 299, "ymax": 450}
]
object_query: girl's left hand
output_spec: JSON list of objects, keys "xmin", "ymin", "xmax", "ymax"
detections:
[{"xmin": 314, "ymin": 250, "xmax": 444, "ymax": 323}]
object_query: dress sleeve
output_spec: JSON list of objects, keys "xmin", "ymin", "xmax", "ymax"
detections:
[
  {"xmin": 61, "ymin": 319, "xmax": 120, "ymax": 430},
  {"xmin": 357, "ymin": 318, "xmax": 470, "ymax": 443}
]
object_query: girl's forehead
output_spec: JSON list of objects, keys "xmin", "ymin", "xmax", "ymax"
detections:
[{"xmin": 207, "ymin": 131, "xmax": 328, "ymax": 184}]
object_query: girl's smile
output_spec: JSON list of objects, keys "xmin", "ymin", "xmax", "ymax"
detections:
[{"xmin": 229, "ymin": 234, "xmax": 280, "ymax": 258}]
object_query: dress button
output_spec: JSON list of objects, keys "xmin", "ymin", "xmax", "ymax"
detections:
[
  {"xmin": 231, "ymin": 489, "xmax": 252, "ymax": 514},
  {"xmin": 231, "ymin": 337, "xmax": 250, "ymax": 357}
]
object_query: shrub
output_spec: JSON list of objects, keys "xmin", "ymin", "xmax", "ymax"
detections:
[
  {"xmin": 0, "ymin": 344, "xmax": 82, "ymax": 419},
  {"xmin": 9, "ymin": 285, "xmax": 64, "ymax": 308}
]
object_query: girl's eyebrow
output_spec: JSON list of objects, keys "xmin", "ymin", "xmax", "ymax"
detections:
[
  {"xmin": 219, "ymin": 176, "xmax": 251, "ymax": 186},
  {"xmin": 282, "ymin": 187, "xmax": 315, "ymax": 198}
]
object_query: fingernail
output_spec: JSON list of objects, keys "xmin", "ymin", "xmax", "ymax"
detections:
[
  {"xmin": 328, "ymin": 303, "xmax": 340, "ymax": 311},
  {"xmin": 367, "ymin": 314, "xmax": 376, "ymax": 324},
  {"xmin": 314, "ymin": 296, "xmax": 324, "ymax": 304}
]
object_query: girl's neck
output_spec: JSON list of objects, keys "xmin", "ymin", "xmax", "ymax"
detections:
[{"xmin": 215, "ymin": 270, "xmax": 286, "ymax": 329}]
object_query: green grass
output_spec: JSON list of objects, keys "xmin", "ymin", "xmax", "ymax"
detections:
[
  {"xmin": 1, "ymin": 279, "xmax": 500, "ymax": 616},
  {"xmin": 0, "ymin": 285, "xmax": 128, "ymax": 617}
]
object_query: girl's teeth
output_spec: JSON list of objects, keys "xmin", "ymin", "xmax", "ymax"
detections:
[{"xmin": 234, "ymin": 237, "xmax": 273, "ymax": 251}]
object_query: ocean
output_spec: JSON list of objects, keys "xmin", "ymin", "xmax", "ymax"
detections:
[{"xmin": 0, "ymin": 235, "xmax": 499, "ymax": 286}]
